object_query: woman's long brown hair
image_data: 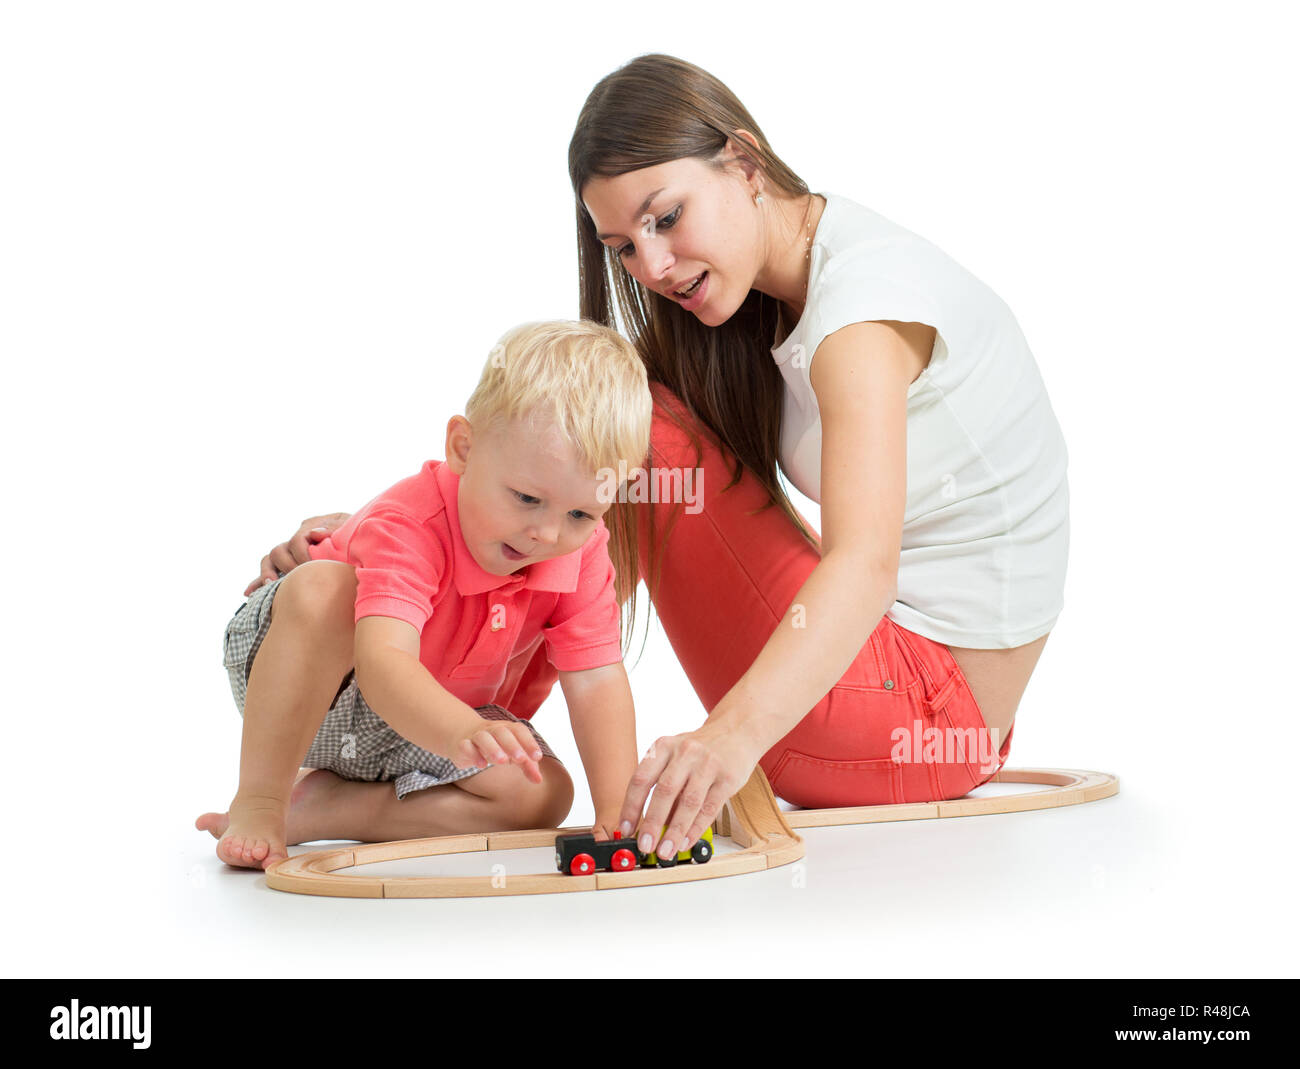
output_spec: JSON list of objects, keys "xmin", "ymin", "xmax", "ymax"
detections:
[{"xmin": 568, "ymin": 53, "xmax": 821, "ymax": 663}]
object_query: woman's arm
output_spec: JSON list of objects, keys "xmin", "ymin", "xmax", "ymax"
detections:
[
  {"xmin": 618, "ymin": 320, "xmax": 932, "ymax": 857},
  {"xmin": 244, "ymin": 512, "xmax": 351, "ymax": 595}
]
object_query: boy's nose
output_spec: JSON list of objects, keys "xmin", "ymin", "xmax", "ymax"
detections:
[{"xmin": 526, "ymin": 519, "xmax": 560, "ymax": 547}]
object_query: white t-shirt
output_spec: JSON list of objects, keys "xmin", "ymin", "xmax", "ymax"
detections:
[{"xmin": 771, "ymin": 192, "xmax": 1069, "ymax": 649}]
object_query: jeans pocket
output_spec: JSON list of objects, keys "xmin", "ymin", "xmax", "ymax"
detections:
[
  {"xmin": 768, "ymin": 748, "xmax": 906, "ymax": 808},
  {"xmin": 933, "ymin": 704, "xmax": 1006, "ymax": 788}
]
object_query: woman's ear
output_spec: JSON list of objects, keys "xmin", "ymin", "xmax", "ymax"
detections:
[{"xmin": 725, "ymin": 131, "xmax": 763, "ymax": 188}]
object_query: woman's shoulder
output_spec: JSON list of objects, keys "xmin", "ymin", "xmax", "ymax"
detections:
[
  {"xmin": 811, "ymin": 194, "xmax": 1012, "ymax": 339},
  {"xmin": 817, "ymin": 193, "xmax": 970, "ymax": 289}
]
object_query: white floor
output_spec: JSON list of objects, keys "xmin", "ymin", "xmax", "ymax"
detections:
[{"xmin": 27, "ymin": 771, "xmax": 1290, "ymax": 978}]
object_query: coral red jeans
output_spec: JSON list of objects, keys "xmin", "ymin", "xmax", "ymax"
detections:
[{"xmin": 493, "ymin": 383, "xmax": 1013, "ymax": 807}]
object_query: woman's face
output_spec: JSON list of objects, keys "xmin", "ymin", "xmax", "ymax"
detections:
[{"xmin": 582, "ymin": 153, "xmax": 760, "ymax": 328}]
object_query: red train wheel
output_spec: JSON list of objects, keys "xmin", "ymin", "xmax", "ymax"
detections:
[
  {"xmin": 609, "ymin": 848, "xmax": 637, "ymax": 871},
  {"xmin": 569, "ymin": 853, "xmax": 596, "ymax": 876}
]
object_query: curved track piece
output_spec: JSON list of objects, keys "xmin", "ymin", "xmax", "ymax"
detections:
[
  {"xmin": 265, "ymin": 767, "xmax": 804, "ymax": 899},
  {"xmin": 780, "ymin": 767, "xmax": 1119, "ymax": 828}
]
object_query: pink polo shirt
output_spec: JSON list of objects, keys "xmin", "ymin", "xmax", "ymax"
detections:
[{"xmin": 307, "ymin": 459, "xmax": 623, "ymax": 716}]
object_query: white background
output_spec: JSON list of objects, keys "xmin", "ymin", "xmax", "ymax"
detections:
[{"xmin": 2, "ymin": 0, "xmax": 1296, "ymax": 978}]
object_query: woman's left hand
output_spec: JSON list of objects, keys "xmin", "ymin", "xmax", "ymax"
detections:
[{"xmin": 617, "ymin": 718, "xmax": 764, "ymax": 859}]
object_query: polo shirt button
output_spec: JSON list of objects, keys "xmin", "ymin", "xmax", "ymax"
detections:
[{"xmin": 883, "ymin": 679, "xmax": 894, "ymax": 690}]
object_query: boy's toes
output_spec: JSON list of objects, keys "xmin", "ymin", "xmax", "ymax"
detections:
[
  {"xmin": 215, "ymin": 835, "xmax": 245, "ymax": 867},
  {"xmin": 216, "ymin": 833, "xmax": 268, "ymax": 870},
  {"xmin": 261, "ymin": 847, "xmax": 289, "ymax": 871},
  {"xmin": 214, "ymin": 807, "xmax": 288, "ymax": 871}
]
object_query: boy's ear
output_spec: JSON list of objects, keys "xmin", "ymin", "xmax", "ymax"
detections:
[{"xmin": 445, "ymin": 415, "xmax": 472, "ymax": 474}]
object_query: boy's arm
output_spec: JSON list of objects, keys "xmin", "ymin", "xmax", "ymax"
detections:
[
  {"xmin": 558, "ymin": 661, "xmax": 639, "ymax": 838},
  {"xmin": 354, "ymin": 616, "xmax": 543, "ymax": 778}
]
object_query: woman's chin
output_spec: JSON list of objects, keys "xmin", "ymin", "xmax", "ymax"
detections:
[{"xmin": 695, "ymin": 301, "xmax": 735, "ymax": 328}]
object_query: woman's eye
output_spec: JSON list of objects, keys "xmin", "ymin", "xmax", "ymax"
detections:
[
  {"xmin": 569, "ymin": 510, "xmax": 593, "ymax": 521},
  {"xmin": 514, "ymin": 491, "xmax": 539, "ymax": 505},
  {"xmin": 617, "ymin": 206, "xmax": 680, "ymax": 258}
]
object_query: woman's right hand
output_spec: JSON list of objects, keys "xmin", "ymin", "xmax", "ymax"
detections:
[{"xmin": 243, "ymin": 512, "xmax": 351, "ymax": 595}]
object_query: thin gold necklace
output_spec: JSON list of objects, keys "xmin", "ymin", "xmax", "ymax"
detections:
[{"xmin": 757, "ymin": 191, "xmax": 821, "ymax": 331}]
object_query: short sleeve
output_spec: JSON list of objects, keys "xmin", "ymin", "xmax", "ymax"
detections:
[
  {"xmin": 541, "ymin": 522, "xmax": 623, "ymax": 672},
  {"xmin": 809, "ymin": 245, "xmax": 951, "ymax": 392},
  {"xmin": 345, "ymin": 507, "xmax": 449, "ymax": 632},
  {"xmin": 817, "ymin": 245, "xmax": 941, "ymax": 328}
]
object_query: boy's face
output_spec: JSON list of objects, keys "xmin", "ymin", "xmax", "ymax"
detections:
[{"xmin": 444, "ymin": 412, "xmax": 613, "ymax": 576}]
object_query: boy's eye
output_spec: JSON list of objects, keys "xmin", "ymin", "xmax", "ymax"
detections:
[
  {"xmin": 514, "ymin": 491, "xmax": 592, "ymax": 522},
  {"xmin": 617, "ymin": 205, "xmax": 680, "ymax": 258}
]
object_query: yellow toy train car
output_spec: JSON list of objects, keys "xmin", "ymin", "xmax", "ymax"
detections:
[{"xmin": 645, "ymin": 826, "xmax": 714, "ymax": 868}]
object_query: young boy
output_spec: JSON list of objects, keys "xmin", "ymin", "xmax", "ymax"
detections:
[{"xmin": 197, "ymin": 320, "xmax": 652, "ymax": 870}]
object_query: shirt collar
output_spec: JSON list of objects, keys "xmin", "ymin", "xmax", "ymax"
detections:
[{"xmin": 434, "ymin": 460, "xmax": 583, "ymax": 596}]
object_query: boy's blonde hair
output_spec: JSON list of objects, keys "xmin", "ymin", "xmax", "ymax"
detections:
[{"xmin": 465, "ymin": 319, "xmax": 652, "ymax": 476}]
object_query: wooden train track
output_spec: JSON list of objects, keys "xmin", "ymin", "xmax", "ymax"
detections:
[
  {"xmin": 781, "ymin": 766, "xmax": 1119, "ymax": 828},
  {"xmin": 264, "ymin": 766, "xmax": 1117, "ymax": 898}
]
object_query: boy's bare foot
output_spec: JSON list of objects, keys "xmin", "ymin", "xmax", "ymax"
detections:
[
  {"xmin": 195, "ymin": 794, "xmax": 289, "ymax": 871},
  {"xmin": 279, "ymin": 767, "xmax": 356, "ymax": 844},
  {"xmin": 195, "ymin": 770, "xmax": 352, "ymax": 864}
]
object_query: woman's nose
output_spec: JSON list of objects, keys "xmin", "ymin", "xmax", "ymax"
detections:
[{"xmin": 640, "ymin": 236, "xmax": 675, "ymax": 286}]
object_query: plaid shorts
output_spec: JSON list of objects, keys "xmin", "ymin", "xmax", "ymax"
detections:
[{"xmin": 222, "ymin": 576, "xmax": 560, "ymax": 800}]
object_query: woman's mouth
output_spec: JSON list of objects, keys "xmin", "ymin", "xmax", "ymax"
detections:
[
  {"xmin": 672, "ymin": 271, "xmax": 709, "ymax": 310},
  {"xmin": 502, "ymin": 543, "xmax": 527, "ymax": 561}
]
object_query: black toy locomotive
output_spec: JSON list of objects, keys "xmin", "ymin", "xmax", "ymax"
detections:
[{"xmin": 554, "ymin": 828, "xmax": 714, "ymax": 875}]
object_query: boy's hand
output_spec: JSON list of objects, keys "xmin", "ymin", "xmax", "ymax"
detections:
[{"xmin": 451, "ymin": 719, "xmax": 545, "ymax": 784}]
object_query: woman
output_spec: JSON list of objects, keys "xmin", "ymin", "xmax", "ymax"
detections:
[{"xmin": 252, "ymin": 54, "xmax": 1069, "ymax": 863}]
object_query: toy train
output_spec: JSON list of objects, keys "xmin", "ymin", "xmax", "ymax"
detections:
[{"xmin": 555, "ymin": 828, "xmax": 714, "ymax": 875}]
